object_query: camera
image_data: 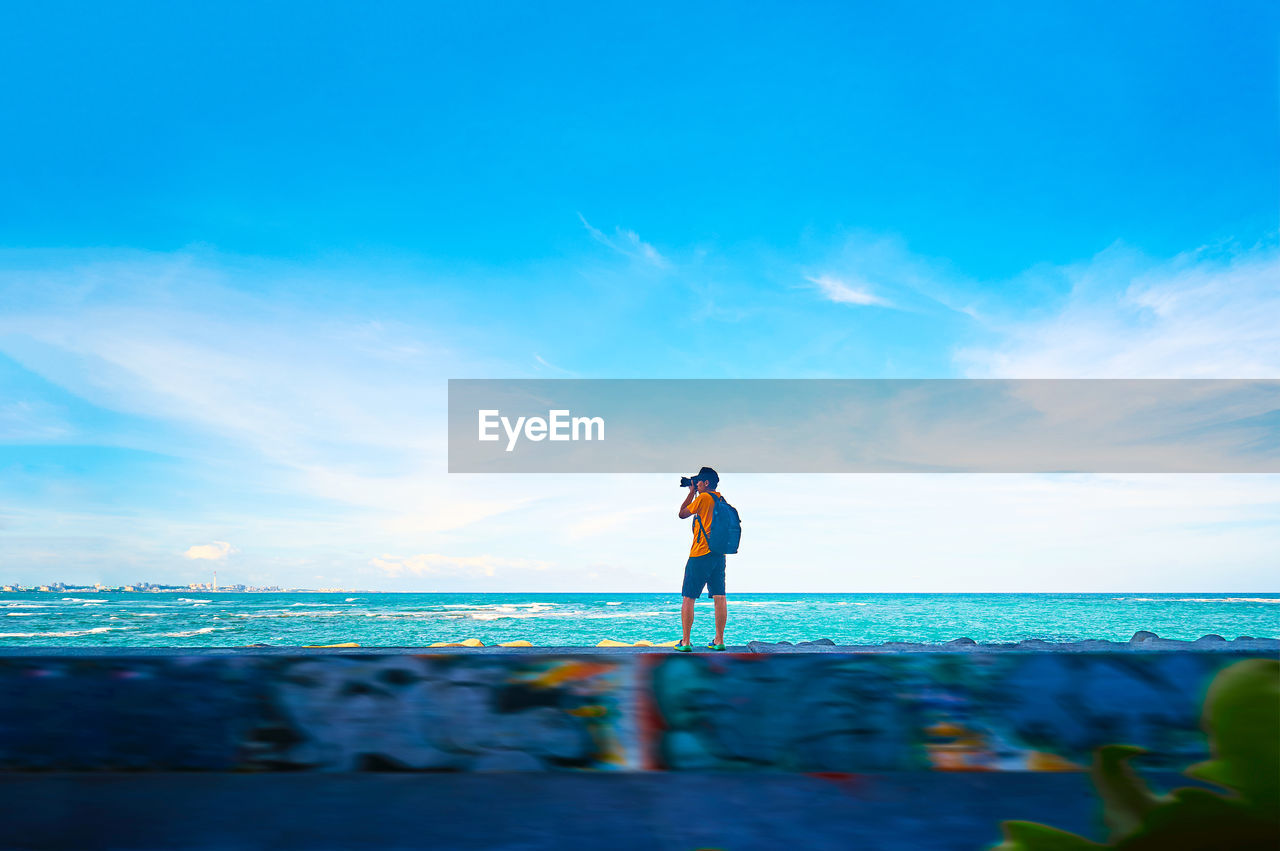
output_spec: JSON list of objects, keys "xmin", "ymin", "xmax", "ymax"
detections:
[{"xmin": 681, "ymin": 467, "xmax": 717, "ymax": 489}]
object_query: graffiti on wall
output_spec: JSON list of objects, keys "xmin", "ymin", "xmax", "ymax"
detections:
[
  {"xmin": 248, "ymin": 655, "xmax": 628, "ymax": 771},
  {"xmin": 0, "ymin": 651, "xmax": 1258, "ymax": 772},
  {"xmin": 0, "ymin": 655, "xmax": 627, "ymax": 772},
  {"xmin": 640, "ymin": 652, "xmax": 1236, "ymax": 772}
]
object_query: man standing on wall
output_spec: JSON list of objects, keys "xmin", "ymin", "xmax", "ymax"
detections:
[{"xmin": 676, "ymin": 466, "xmax": 728, "ymax": 651}]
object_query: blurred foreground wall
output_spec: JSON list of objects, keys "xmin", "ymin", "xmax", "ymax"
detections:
[
  {"xmin": 0, "ymin": 648, "xmax": 1274, "ymax": 849},
  {"xmin": 0, "ymin": 649, "xmax": 1263, "ymax": 772}
]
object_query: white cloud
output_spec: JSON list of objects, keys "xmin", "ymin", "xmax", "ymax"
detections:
[
  {"xmin": 578, "ymin": 214, "xmax": 668, "ymax": 268},
  {"xmin": 0, "ymin": 250, "xmax": 540, "ymax": 537},
  {"xmin": 184, "ymin": 541, "xmax": 233, "ymax": 560},
  {"xmin": 565, "ymin": 506, "xmax": 665, "ymax": 541},
  {"xmin": 957, "ymin": 243, "xmax": 1280, "ymax": 378},
  {"xmin": 798, "ymin": 232, "xmax": 982, "ymax": 317},
  {"xmin": 805, "ymin": 273, "xmax": 891, "ymax": 307},
  {"xmin": 370, "ymin": 553, "xmax": 551, "ymax": 578},
  {"xmin": 0, "ymin": 400, "xmax": 71, "ymax": 441}
]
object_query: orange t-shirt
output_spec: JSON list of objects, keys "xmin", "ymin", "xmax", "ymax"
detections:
[{"xmin": 687, "ymin": 491, "xmax": 722, "ymax": 557}]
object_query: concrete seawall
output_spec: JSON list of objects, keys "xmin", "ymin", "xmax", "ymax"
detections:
[{"xmin": 1, "ymin": 643, "xmax": 1275, "ymax": 849}]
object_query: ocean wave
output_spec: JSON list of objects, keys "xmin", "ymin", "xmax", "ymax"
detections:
[
  {"xmin": 5, "ymin": 612, "xmax": 39, "ymax": 617},
  {"xmin": 1118, "ymin": 597, "xmax": 1280, "ymax": 604},
  {"xmin": 60, "ymin": 597, "xmax": 105, "ymax": 603},
  {"xmin": 176, "ymin": 598, "xmax": 212, "ymax": 603},
  {"xmin": 228, "ymin": 610, "xmax": 382, "ymax": 619},
  {"xmin": 158, "ymin": 627, "xmax": 234, "ymax": 637},
  {"xmin": 449, "ymin": 608, "xmax": 665, "ymax": 621},
  {"xmin": 0, "ymin": 627, "xmax": 129, "ymax": 638},
  {"xmin": 1, "ymin": 603, "xmax": 50, "ymax": 608},
  {"xmin": 437, "ymin": 602, "xmax": 556, "ymax": 611},
  {"xmin": 400, "ymin": 607, "xmax": 671, "ymax": 622}
]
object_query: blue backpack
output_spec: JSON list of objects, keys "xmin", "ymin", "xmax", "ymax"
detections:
[{"xmin": 694, "ymin": 494, "xmax": 742, "ymax": 555}]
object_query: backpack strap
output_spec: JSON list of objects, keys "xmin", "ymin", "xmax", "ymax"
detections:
[{"xmin": 692, "ymin": 493, "xmax": 720, "ymax": 547}]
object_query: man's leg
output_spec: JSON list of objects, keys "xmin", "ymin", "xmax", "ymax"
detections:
[
  {"xmin": 712, "ymin": 595, "xmax": 727, "ymax": 644},
  {"xmin": 679, "ymin": 556, "xmax": 706, "ymax": 647},
  {"xmin": 707, "ymin": 555, "xmax": 727, "ymax": 646},
  {"xmin": 681, "ymin": 595, "xmax": 696, "ymax": 644}
]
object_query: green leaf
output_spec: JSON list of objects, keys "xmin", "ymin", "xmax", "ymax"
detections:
[
  {"xmin": 1183, "ymin": 659, "xmax": 1280, "ymax": 811},
  {"xmin": 993, "ymin": 820, "xmax": 1104, "ymax": 851},
  {"xmin": 1115, "ymin": 788, "xmax": 1279, "ymax": 851},
  {"xmin": 1091, "ymin": 745, "xmax": 1162, "ymax": 840}
]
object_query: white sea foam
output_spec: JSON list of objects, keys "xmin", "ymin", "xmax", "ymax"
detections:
[
  {"xmin": 60, "ymin": 597, "xmax": 104, "ymax": 603},
  {"xmin": 1119, "ymin": 597, "xmax": 1280, "ymax": 604},
  {"xmin": 5, "ymin": 612, "xmax": 39, "ymax": 617},
  {"xmin": 442, "ymin": 606, "xmax": 664, "ymax": 621},
  {"xmin": 606, "ymin": 602, "xmax": 623, "ymax": 606},
  {"xmin": 159, "ymin": 627, "xmax": 234, "ymax": 637},
  {"xmin": 176, "ymin": 598, "xmax": 212, "ymax": 604},
  {"xmin": 0, "ymin": 627, "xmax": 129, "ymax": 638},
  {"xmin": 437, "ymin": 602, "xmax": 556, "ymax": 611}
]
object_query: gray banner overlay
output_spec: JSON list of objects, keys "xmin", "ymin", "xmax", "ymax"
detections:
[{"xmin": 448, "ymin": 379, "xmax": 1279, "ymax": 473}]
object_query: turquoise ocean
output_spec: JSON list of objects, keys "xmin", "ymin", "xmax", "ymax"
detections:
[{"xmin": 1, "ymin": 592, "xmax": 1277, "ymax": 647}]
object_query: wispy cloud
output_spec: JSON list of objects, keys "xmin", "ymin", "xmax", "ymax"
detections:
[
  {"xmin": 0, "ymin": 401, "xmax": 71, "ymax": 441},
  {"xmin": 578, "ymin": 214, "xmax": 668, "ymax": 268},
  {"xmin": 184, "ymin": 541, "xmax": 234, "ymax": 560},
  {"xmin": 533, "ymin": 353, "xmax": 576, "ymax": 376},
  {"xmin": 957, "ymin": 242, "xmax": 1280, "ymax": 378},
  {"xmin": 0, "ymin": 250, "xmax": 538, "ymax": 542},
  {"xmin": 370, "ymin": 553, "xmax": 551, "ymax": 578},
  {"xmin": 805, "ymin": 273, "xmax": 892, "ymax": 307},
  {"xmin": 798, "ymin": 233, "xmax": 988, "ymax": 318}
]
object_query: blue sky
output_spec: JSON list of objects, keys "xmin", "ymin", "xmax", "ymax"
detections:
[{"xmin": 1, "ymin": 2, "xmax": 1277, "ymax": 591}]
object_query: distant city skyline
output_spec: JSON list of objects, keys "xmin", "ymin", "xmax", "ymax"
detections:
[{"xmin": 2, "ymin": 579, "xmax": 350, "ymax": 593}]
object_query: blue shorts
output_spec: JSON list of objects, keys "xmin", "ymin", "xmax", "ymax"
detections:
[{"xmin": 681, "ymin": 552, "xmax": 726, "ymax": 598}]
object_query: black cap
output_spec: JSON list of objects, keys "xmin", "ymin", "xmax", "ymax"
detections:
[{"xmin": 693, "ymin": 466, "xmax": 718, "ymax": 485}]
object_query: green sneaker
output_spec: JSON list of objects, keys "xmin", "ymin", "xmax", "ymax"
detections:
[
  {"xmin": 674, "ymin": 641, "xmax": 693, "ymax": 652},
  {"xmin": 707, "ymin": 641, "xmax": 726, "ymax": 651}
]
